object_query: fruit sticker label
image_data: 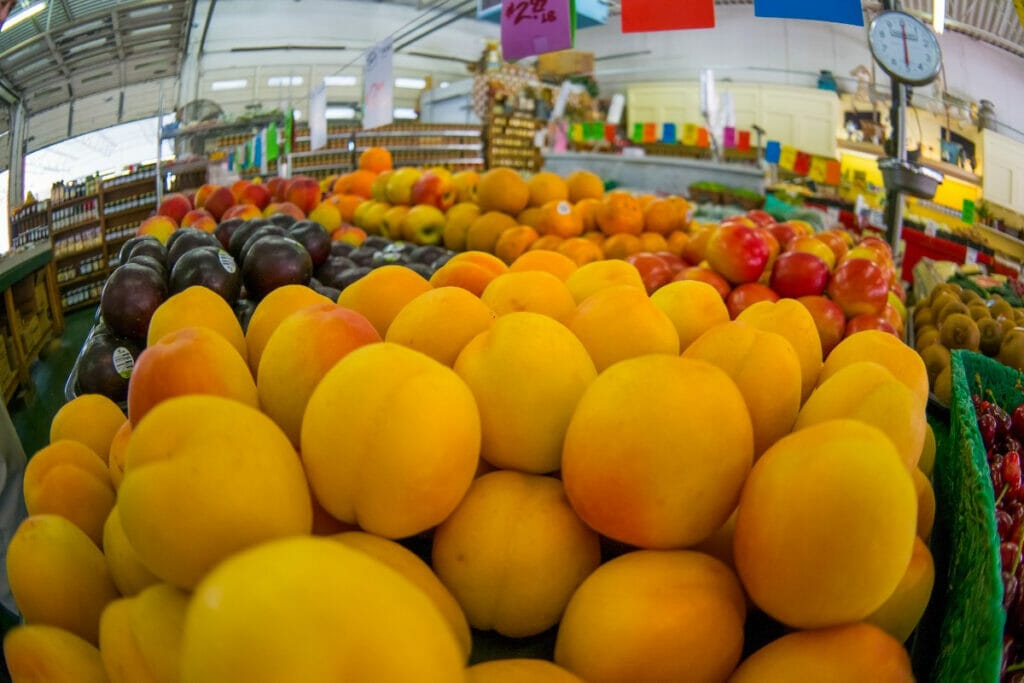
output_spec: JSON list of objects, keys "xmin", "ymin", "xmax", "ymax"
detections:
[
  {"xmin": 112, "ymin": 348, "xmax": 135, "ymax": 379},
  {"xmin": 218, "ymin": 250, "xmax": 237, "ymax": 274},
  {"xmin": 501, "ymin": 0, "xmax": 573, "ymax": 61}
]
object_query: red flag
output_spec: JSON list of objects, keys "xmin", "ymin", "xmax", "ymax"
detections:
[
  {"xmin": 794, "ymin": 151, "xmax": 812, "ymax": 175},
  {"xmin": 621, "ymin": 0, "xmax": 715, "ymax": 33}
]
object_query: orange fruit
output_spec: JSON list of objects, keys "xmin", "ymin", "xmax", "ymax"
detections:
[
  {"xmin": 333, "ymin": 170, "xmax": 377, "ymax": 200},
  {"xmin": 565, "ymin": 170, "xmax": 604, "ymax": 202},
  {"xmin": 529, "ymin": 235, "xmax": 565, "ymax": 251},
  {"xmin": 386, "ymin": 286, "xmax": 496, "ymax": 367},
  {"xmin": 527, "ymin": 172, "xmax": 569, "ymax": 207},
  {"xmin": 581, "ymin": 230, "xmax": 605, "ymax": 249},
  {"xmin": 324, "ymin": 193, "xmax": 364, "ymax": 223},
  {"xmin": 733, "ymin": 419, "xmax": 917, "ymax": 628},
  {"xmin": 536, "ymin": 200, "xmax": 583, "ymax": 238},
  {"xmin": 601, "ymin": 233, "xmax": 642, "ymax": 260},
  {"xmin": 336, "ymin": 265, "xmax": 432, "ymax": 338},
  {"xmin": 494, "ymin": 225, "xmax": 539, "ymax": 265},
  {"xmin": 357, "ymin": 146, "xmax": 392, "ymax": 173},
  {"xmin": 666, "ymin": 230, "xmax": 689, "ymax": 256},
  {"xmin": 466, "ymin": 211, "xmax": 517, "ymax": 253},
  {"xmin": 477, "ymin": 168, "xmax": 529, "ymax": 215},
  {"xmin": 562, "ymin": 355, "xmax": 752, "ymax": 547},
  {"xmin": 508, "ymin": 250, "xmax": 578, "ymax": 281},
  {"xmin": 642, "ymin": 198, "xmax": 683, "ymax": 235},
  {"xmin": 638, "ymin": 231, "xmax": 668, "ymax": 253},
  {"xmin": 49, "ymin": 394, "xmax": 127, "ymax": 464},
  {"xmin": 575, "ymin": 198, "xmax": 601, "ymax": 233},
  {"xmin": 515, "ymin": 206, "xmax": 542, "ymax": 229},
  {"xmin": 556, "ymin": 237, "xmax": 604, "ymax": 266},
  {"xmin": 595, "ymin": 192, "xmax": 644, "ymax": 236}
]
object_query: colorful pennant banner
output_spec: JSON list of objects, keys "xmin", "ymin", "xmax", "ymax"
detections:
[
  {"xmin": 753, "ymin": 0, "xmax": 863, "ymax": 26},
  {"xmin": 621, "ymin": 0, "xmax": 716, "ymax": 32}
]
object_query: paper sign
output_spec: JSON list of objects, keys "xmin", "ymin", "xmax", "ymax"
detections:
[
  {"xmin": 794, "ymin": 151, "xmax": 811, "ymax": 175},
  {"xmin": 604, "ymin": 123, "xmax": 616, "ymax": 142},
  {"xmin": 738, "ymin": 130, "xmax": 751, "ymax": 151},
  {"xmin": 764, "ymin": 140, "xmax": 781, "ymax": 164},
  {"xmin": 825, "ymin": 160, "xmax": 842, "ymax": 185},
  {"xmin": 809, "ymin": 157, "xmax": 828, "ymax": 183},
  {"xmin": 607, "ymin": 94, "xmax": 625, "ymax": 125},
  {"xmin": 696, "ymin": 127, "xmax": 710, "ymax": 148},
  {"xmin": 962, "ymin": 199, "xmax": 976, "ymax": 224},
  {"xmin": 501, "ymin": 0, "xmax": 573, "ymax": 60},
  {"xmin": 753, "ymin": 0, "xmax": 864, "ymax": 26},
  {"xmin": 266, "ymin": 122, "xmax": 279, "ymax": 161},
  {"xmin": 682, "ymin": 123, "xmax": 698, "ymax": 146},
  {"xmin": 552, "ymin": 81, "xmax": 572, "ymax": 119},
  {"xmin": 631, "ymin": 123, "xmax": 644, "ymax": 142},
  {"xmin": 642, "ymin": 123, "xmax": 657, "ymax": 142},
  {"xmin": 966, "ymin": 247, "xmax": 979, "ymax": 264},
  {"xmin": 779, "ymin": 146, "xmax": 797, "ymax": 171},
  {"xmin": 622, "ymin": 0, "xmax": 715, "ymax": 32},
  {"xmin": 723, "ymin": 126, "xmax": 736, "ymax": 148},
  {"xmin": 363, "ymin": 39, "xmax": 394, "ymax": 130},
  {"xmin": 662, "ymin": 123, "xmax": 677, "ymax": 143},
  {"xmin": 309, "ymin": 81, "xmax": 327, "ymax": 151}
]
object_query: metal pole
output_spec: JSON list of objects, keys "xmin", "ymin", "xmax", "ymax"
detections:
[
  {"xmin": 885, "ymin": 82, "xmax": 906, "ymax": 252},
  {"xmin": 155, "ymin": 81, "xmax": 164, "ymax": 204}
]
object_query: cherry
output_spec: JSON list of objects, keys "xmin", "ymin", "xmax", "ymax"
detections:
[
  {"xmin": 1002, "ymin": 541, "xmax": 1020, "ymax": 571},
  {"xmin": 1000, "ymin": 510, "xmax": 1017, "ymax": 539},
  {"xmin": 982, "ymin": 414, "xmax": 1000, "ymax": 449},
  {"xmin": 1006, "ymin": 453, "xmax": 1024, "ymax": 495},
  {"xmin": 1013, "ymin": 404, "xmax": 1024, "ymax": 442}
]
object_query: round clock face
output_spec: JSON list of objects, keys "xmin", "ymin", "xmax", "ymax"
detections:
[{"xmin": 869, "ymin": 11, "xmax": 942, "ymax": 86}]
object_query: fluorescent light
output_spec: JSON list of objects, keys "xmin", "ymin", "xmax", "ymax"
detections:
[
  {"xmin": 2, "ymin": 2, "xmax": 46, "ymax": 32},
  {"xmin": 293, "ymin": 110, "xmax": 303, "ymax": 120},
  {"xmin": 394, "ymin": 107, "xmax": 418, "ymax": 120},
  {"xmin": 439, "ymin": 81, "xmax": 450, "ymax": 89},
  {"xmin": 267, "ymin": 76, "xmax": 303, "ymax": 87},
  {"xmin": 395, "ymin": 77, "xmax": 426, "ymax": 89},
  {"xmin": 326, "ymin": 106, "xmax": 357, "ymax": 120},
  {"xmin": 324, "ymin": 75, "xmax": 357, "ymax": 87},
  {"xmin": 932, "ymin": 0, "xmax": 945, "ymax": 34},
  {"xmin": 211, "ymin": 79, "xmax": 248, "ymax": 91}
]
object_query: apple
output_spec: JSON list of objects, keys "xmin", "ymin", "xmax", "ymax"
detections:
[
  {"xmin": 626, "ymin": 253, "xmax": 674, "ymax": 295},
  {"xmin": 401, "ymin": 204, "xmax": 446, "ymax": 245},
  {"xmin": 674, "ymin": 266, "xmax": 731, "ymax": 299},
  {"xmin": 845, "ymin": 313, "xmax": 898, "ymax": 337},
  {"xmin": 745, "ymin": 210, "xmax": 775, "ymax": 228},
  {"xmin": 879, "ymin": 303, "xmax": 906, "ymax": 337},
  {"xmin": 653, "ymin": 251, "xmax": 688, "ymax": 274},
  {"xmin": 827, "ymin": 258, "xmax": 890, "ymax": 318},
  {"xmin": 719, "ymin": 216, "xmax": 756, "ymax": 229},
  {"xmin": 682, "ymin": 226, "xmax": 714, "ymax": 265},
  {"xmin": 704, "ymin": 225, "xmax": 769, "ymax": 285},
  {"xmin": 410, "ymin": 170, "xmax": 456, "ymax": 211},
  {"xmin": 788, "ymin": 236, "xmax": 836, "ymax": 271},
  {"xmin": 767, "ymin": 223, "xmax": 799, "ymax": 251},
  {"xmin": 386, "ymin": 167, "xmax": 423, "ymax": 205},
  {"xmin": 156, "ymin": 193, "xmax": 192, "ymax": 224},
  {"xmin": 769, "ymin": 251, "xmax": 830, "ymax": 298},
  {"xmin": 239, "ymin": 183, "xmax": 272, "ymax": 210},
  {"xmin": 797, "ymin": 295, "xmax": 847, "ymax": 357},
  {"xmin": 137, "ymin": 215, "xmax": 177, "ymax": 244},
  {"xmin": 756, "ymin": 228, "xmax": 780, "ymax": 269},
  {"xmin": 202, "ymin": 186, "xmax": 235, "ymax": 221},
  {"xmin": 371, "ymin": 171, "xmax": 393, "ymax": 203},
  {"xmin": 816, "ymin": 230, "xmax": 849, "ymax": 263},
  {"xmin": 331, "ymin": 226, "xmax": 367, "ymax": 246},
  {"xmin": 726, "ymin": 283, "xmax": 779, "ymax": 319},
  {"xmin": 858, "ymin": 235, "xmax": 894, "ymax": 259},
  {"xmin": 452, "ymin": 171, "xmax": 479, "ymax": 203},
  {"xmin": 285, "ymin": 177, "xmax": 322, "ymax": 214},
  {"xmin": 220, "ymin": 204, "xmax": 262, "ymax": 222}
]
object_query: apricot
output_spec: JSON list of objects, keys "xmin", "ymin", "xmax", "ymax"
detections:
[
  {"xmin": 107, "ymin": 420, "xmax": 131, "ymax": 490},
  {"xmin": 736, "ymin": 298, "xmax": 823, "ymax": 402},
  {"xmin": 245, "ymin": 284, "xmax": 332, "ymax": 374},
  {"xmin": 527, "ymin": 171, "xmax": 569, "ymax": 207},
  {"xmin": 467, "ymin": 659, "xmax": 583, "ymax": 683},
  {"xmin": 102, "ymin": 506, "xmax": 159, "ymax": 597},
  {"xmin": 554, "ymin": 550, "xmax": 745, "ymax": 682},
  {"xmin": 126, "ymin": 327, "xmax": 259, "ymax": 427},
  {"xmin": 430, "ymin": 260, "xmax": 495, "ymax": 296},
  {"xmin": 49, "ymin": 394, "xmax": 127, "ymax": 464},
  {"xmin": 650, "ymin": 279, "xmax": 730, "ymax": 351},
  {"xmin": 564, "ymin": 260, "xmax": 644, "ymax": 303},
  {"xmin": 336, "ymin": 264, "xmax": 431, "ymax": 338},
  {"xmin": 7, "ymin": 514, "xmax": 119, "ymax": 643},
  {"xmin": 332, "ymin": 531, "xmax": 471, "ymax": 659},
  {"xmin": 385, "ymin": 287, "xmax": 496, "ymax": 367},
  {"xmin": 494, "ymin": 225, "xmax": 539, "ymax": 264},
  {"xmin": 684, "ymin": 322, "xmax": 802, "ymax": 458},
  {"xmin": 119, "ymin": 396, "xmax": 312, "ymax": 589},
  {"xmin": 443, "ymin": 202, "xmax": 481, "ymax": 252},
  {"xmin": 23, "ymin": 440, "xmax": 114, "ymax": 546},
  {"xmin": 145, "ymin": 285, "xmax": 246, "ymax": 358},
  {"xmin": 865, "ymin": 536, "xmax": 935, "ymax": 644},
  {"xmin": 180, "ymin": 537, "xmax": 465, "ymax": 682},
  {"xmin": 565, "ymin": 170, "xmax": 604, "ymax": 202},
  {"xmin": 566, "ymin": 285, "xmax": 679, "ymax": 372},
  {"xmin": 98, "ymin": 583, "xmax": 189, "ymax": 683},
  {"xmin": 562, "ymin": 356, "xmax": 753, "ymax": 548},
  {"xmin": 455, "ymin": 312, "xmax": 596, "ymax": 473},
  {"xmin": 477, "ymin": 168, "xmax": 529, "ymax": 215},
  {"xmin": 734, "ymin": 420, "xmax": 917, "ymax": 629},
  {"xmin": 508, "ymin": 249, "xmax": 578, "ymax": 281},
  {"xmin": 556, "ymin": 237, "xmax": 604, "ymax": 266},
  {"xmin": 433, "ymin": 471, "xmax": 600, "ymax": 637},
  {"xmin": 4, "ymin": 625, "xmax": 108, "ymax": 683},
  {"xmin": 301, "ymin": 343, "xmax": 480, "ymax": 538},
  {"xmin": 257, "ymin": 303, "xmax": 380, "ymax": 446},
  {"xmin": 820, "ymin": 329, "xmax": 929, "ymax": 407},
  {"xmin": 466, "ymin": 211, "xmax": 517, "ymax": 253},
  {"xmin": 479, "ymin": 271, "xmax": 576, "ymax": 321},
  {"xmin": 730, "ymin": 623, "xmax": 914, "ymax": 682},
  {"xmin": 920, "ymin": 423, "xmax": 936, "ymax": 477}
]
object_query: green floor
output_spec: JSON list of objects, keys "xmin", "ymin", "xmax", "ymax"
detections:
[{"xmin": 10, "ymin": 306, "xmax": 97, "ymax": 458}]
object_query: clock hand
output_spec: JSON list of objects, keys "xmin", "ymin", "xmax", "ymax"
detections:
[{"xmin": 901, "ymin": 22, "xmax": 909, "ymax": 66}]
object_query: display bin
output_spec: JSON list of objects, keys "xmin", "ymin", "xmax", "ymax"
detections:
[{"xmin": 912, "ymin": 350, "xmax": 1006, "ymax": 681}]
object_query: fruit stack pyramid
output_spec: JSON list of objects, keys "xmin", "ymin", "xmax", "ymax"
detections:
[{"xmin": 6, "ymin": 194, "xmax": 936, "ymax": 681}]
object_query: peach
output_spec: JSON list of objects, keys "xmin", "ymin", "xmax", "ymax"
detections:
[
  {"xmin": 331, "ymin": 226, "xmax": 367, "ymax": 246},
  {"xmin": 239, "ymin": 183, "xmax": 271, "ymax": 209},
  {"xmin": 127, "ymin": 326, "xmax": 259, "ymax": 427},
  {"xmin": 201, "ymin": 186, "xmax": 235, "ymax": 221},
  {"xmin": 156, "ymin": 194, "xmax": 192, "ymax": 225},
  {"xmin": 180, "ymin": 209, "xmax": 216, "ymax": 233},
  {"xmin": 257, "ymin": 303, "xmax": 381, "ymax": 446},
  {"xmin": 284, "ymin": 176, "xmax": 321, "ymax": 214},
  {"xmin": 138, "ymin": 215, "xmax": 177, "ymax": 244},
  {"xmin": 219, "ymin": 203, "xmax": 262, "ymax": 222},
  {"xmin": 262, "ymin": 201, "xmax": 305, "ymax": 221},
  {"xmin": 266, "ymin": 177, "xmax": 285, "ymax": 201},
  {"xmin": 193, "ymin": 184, "xmax": 218, "ymax": 209},
  {"xmin": 230, "ymin": 179, "xmax": 251, "ymax": 200}
]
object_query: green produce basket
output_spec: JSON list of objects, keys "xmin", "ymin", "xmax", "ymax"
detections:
[{"xmin": 913, "ymin": 350, "xmax": 1006, "ymax": 681}]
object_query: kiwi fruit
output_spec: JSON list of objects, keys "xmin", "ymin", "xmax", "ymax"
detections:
[
  {"xmin": 919, "ymin": 344, "xmax": 951, "ymax": 385},
  {"xmin": 915, "ymin": 327, "xmax": 940, "ymax": 352},
  {"xmin": 960, "ymin": 289, "xmax": 983, "ymax": 305},
  {"xmin": 936, "ymin": 300, "xmax": 971, "ymax": 326},
  {"xmin": 929, "ymin": 291, "xmax": 959, "ymax": 318},
  {"xmin": 933, "ymin": 365, "xmax": 952, "ymax": 405},
  {"xmin": 939, "ymin": 313, "xmax": 980, "ymax": 351},
  {"xmin": 998, "ymin": 327, "xmax": 1024, "ymax": 371},
  {"xmin": 913, "ymin": 307, "xmax": 934, "ymax": 330},
  {"xmin": 1015, "ymin": 309, "xmax": 1024, "ymax": 326},
  {"xmin": 990, "ymin": 299, "xmax": 1015, "ymax": 320},
  {"xmin": 978, "ymin": 317, "xmax": 1004, "ymax": 356},
  {"xmin": 969, "ymin": 304, "xmax": 992, "ymax": 322}
]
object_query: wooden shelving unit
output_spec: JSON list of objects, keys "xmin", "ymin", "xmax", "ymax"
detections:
[
  {"xmin": 9, "ymin": 200, "xmax": 50, "ymax": 250},
  {"xmin": 484, "ymin": 110, "xmax": 541, "ymax": 172}
]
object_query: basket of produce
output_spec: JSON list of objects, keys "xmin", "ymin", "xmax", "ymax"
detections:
[{"xmin": 687, "ymin": 181, "xmax": 725, "ymax": 204}]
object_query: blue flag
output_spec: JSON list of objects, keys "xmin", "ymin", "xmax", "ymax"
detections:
[
  {"xmin": 754, "ymin": 0, "xmax": 863, "ymax": 26},
  {"xmin": 764, "ymin": 141, "xmax": 782, "ymax": 164}
]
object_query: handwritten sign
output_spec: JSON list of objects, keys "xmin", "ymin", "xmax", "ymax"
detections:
[
  {"xmin": 501, "ymin": 0, "xmax": 573, "ymax": 60},
  {"xmin": 363, "ymin": 39, "xmax": 394, "ymax": 130}
]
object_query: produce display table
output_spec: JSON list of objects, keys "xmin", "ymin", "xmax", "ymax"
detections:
[
  {"xmin": 0, "ymin": 244, "xmax": 64, "ymax": 402},
  {"xmin": 541, "ymin": 151, "xmax": 766, "ymax": 196}
]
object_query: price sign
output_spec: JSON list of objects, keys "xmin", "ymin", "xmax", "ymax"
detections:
[
  {"xmin": 309, "ymin": 81, "xmax": 327, "ymax": 151},
  {"xmin": 501, "ymin": 0, "xmax": 574, "ymax": 60},
  {"xmin": 966, "ymin": 247, "xmax": 979, "ymax": 264},
  {"xmin": 363, "ymin": 39, "xmax": 394, "ymax": 130}
]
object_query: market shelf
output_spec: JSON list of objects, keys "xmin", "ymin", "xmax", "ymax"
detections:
[
  {"xmin": 51, "ymin": 218, "xmax": 101, "ymax": 236},
  {"xmin": 49, "ymin": 194, "xmax": 99, "ymax": 211},
  {"xmin": 103, "ymin": 204, "xmax": 157, "ymax": 222},
  {"xmin": 63, "ymin": 295, "xmax": 101, "ymax": 313},
  {"xmin": 102, "ymin": 176, "xmax": 158, "ymax": 195},
  {"xmin": 57, "ymin": 269, "xmax": 108, "ymax": 289},
  {"xmin": 53, "ymin": 243, "xmax": 104, "ymax": 261}
]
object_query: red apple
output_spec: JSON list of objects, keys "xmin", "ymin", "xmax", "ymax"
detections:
[
  {"xmin": 240, "ymin": 183, "xmax": 272, "ymax": 210},
  {"xmin": 768, "ymin": 223, "xmax": 798, "ymax": 251},
  {"xmin": 845, "ymin": 314, "xmax": 898, "ymax": 337},
  {"xmin": 816, "ymin": 230, "xmax": 849, "ymax": 263},
  {"xmin": 769, "ymin": 251, "xmax": 830, "ymax": 298},
  {"xmin": 193, "ymin": 183, "xmax": 219, "ymax": 209},
  {"xmin": 827, "ymin": 258, "xmax": 890, "ymax": 318},
  {"xmin": 704, "ymin": 225, "xmax": 769, "ymax": 285},
  {"xmin": 156, "ymin": 193, "xmax": 192, "ymax": 224},
  {"xmin": 267, "ymin": 177, "xmax": 286, "ymax": 201},
  {"xmin": 220, "ymin": 204, "xmax": 262, "ymax": 222},
  {"xmin": 726, "ymin": 283, "xmax": 779, "ymax": 319},
  {"xmin": 797, "ymin": 295, "xmax": 847, "ymax": 357},
  {"xmin": 674, "ymin": 266, "xmax": 731, "ymax": 299},
  {"xmin": 410, "ymin": 170, "xmax": 456, "ymax": 211},
  {"xmin": 654, "ymin": 251, "xmax": 689, "ymax": 274},
  {"xmin": 626, "ymin": 253, "xmax": 674, "ymax": 295},
  {"xmin": 285, "ymin": 176, "xmax": 321, "ymax": 214},
  {"xmin": 201, "ymin": 186, "xmax": 235, "ymax": 221},
  {"xmin": 745, "ymin": 210, "xmax": 775, "ymax": 228},
  {"xmin": 858, "ymin": 235, "xmax": 893, "ymax": 259},
  {"xmin": 331, "ymin": 226, "xmax": 367, "ymax": 246}
]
